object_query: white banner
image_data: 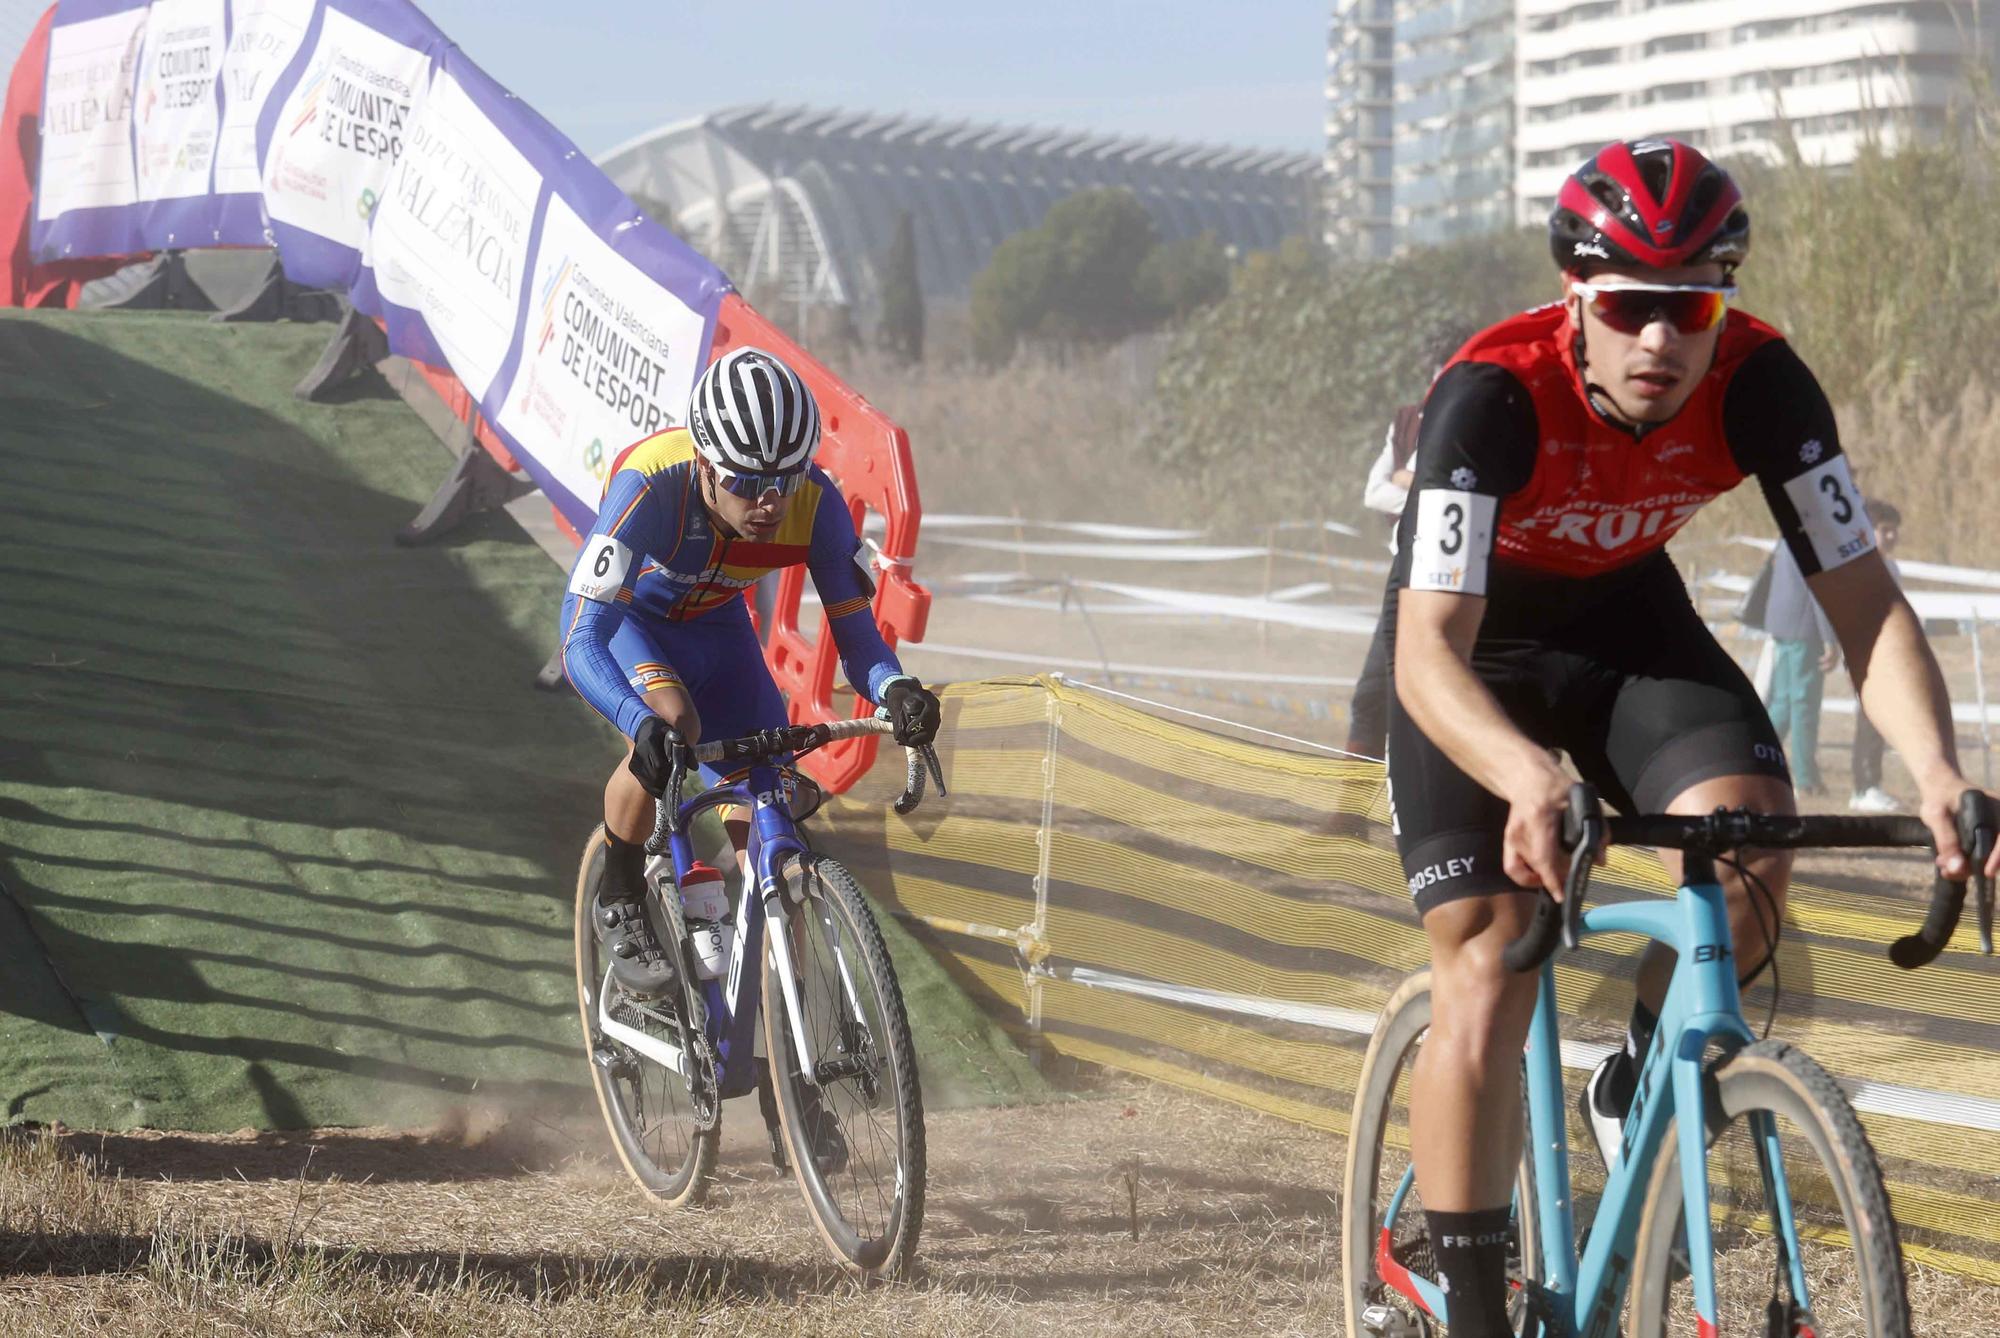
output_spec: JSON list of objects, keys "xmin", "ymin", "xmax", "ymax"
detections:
[
  {"xmin": 261, "ymin": 4, "xmax": 427, "ymax": 259},
  {"xmin": 132, "ymin": 0, "xmax": 224, "ymax": 205},
  {"xmin": 37, "ymin": 6, "xmax": 147, "ymax": 228},
  {"xmin": 495, "ymin": 191, "xmax": 709, "ymax": 508},
  {"xmin": 214, "ymin": 0, "xmax": 313, "ymax": 196},
  {"xmin": 366, "ymin": 65, "xmax": 540, "ymax": 400}
]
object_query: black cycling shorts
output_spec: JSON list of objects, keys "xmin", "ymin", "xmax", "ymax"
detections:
[{"xmin": 1385, "ymin": 554, "xmax": 1790, "ymax": 916}]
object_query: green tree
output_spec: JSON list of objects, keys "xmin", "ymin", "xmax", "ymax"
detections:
[
  {"xmin": 877, "ymin": 211, "xmax": 925, "ymax": 364},
  {"xmin": 1136, "ymin": 231, "xmax": 1232, "ymax": 322},
  {"xmin": 1153, "ymin": 227, "xmax": 1548, "ymax": 517},
  {"xmin": 971, "ymin": 226, "xmax": 1058, "ymax": 365},
  {"xmin": 1037, "ymin": 189, "xmax": 1161, "ymax": 341},
  {"xmin": 970, "ymin": 188, "xmax": 1164, "ymax": 364}
]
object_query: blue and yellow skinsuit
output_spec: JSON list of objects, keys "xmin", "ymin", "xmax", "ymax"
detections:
[{"xmin": 558, "ymin": 428, "xmax": 904, "ymax": 778}]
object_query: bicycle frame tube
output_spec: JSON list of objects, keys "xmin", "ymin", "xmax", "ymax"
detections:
[
  {"xmin": 745, "ymin": 773, "xmax": 821, "ymax": 1085},
  {"xmin": 667, "ymin": 771, "xmax": 792, "ymax": 1101},
  {"xmin": 1555, "ymin": 861, "xmax": 1754, "ymax": 1338}
]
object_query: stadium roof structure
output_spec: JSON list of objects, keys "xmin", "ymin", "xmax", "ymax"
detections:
[{"xmin": 596, "ymin": 103, "xmax": 1322, "ymax": 316}]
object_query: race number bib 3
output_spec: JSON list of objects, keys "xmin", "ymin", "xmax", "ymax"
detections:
[
  {"xmin": 1782, "ymin": 457, "xmax": 1875, "ymax": 571},
  {"xmin": 1408, "ymin": 489, "xmax": 1496, "ymax": 596},
  {"xmin": 568, "ymin": 534, "xmax": 634, "ymax": 603}
]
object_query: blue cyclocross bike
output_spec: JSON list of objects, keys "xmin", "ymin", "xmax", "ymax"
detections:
[
  {"xmin": 573, "ymin": 715, "xmax": 945, "ymax": 1277},
  {"xmin": 1344, "ymin": 786, "xmax": 1997, "ymax": 1337}
]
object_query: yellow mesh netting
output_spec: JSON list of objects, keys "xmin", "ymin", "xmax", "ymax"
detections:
[{"xmin": 818, "ymin": 676, "xmax": 2000, "ymax": 1281}]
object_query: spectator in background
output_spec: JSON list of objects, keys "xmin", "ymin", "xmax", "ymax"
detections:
[
  {"xmin": 1346, "ymin": 327, "xmax": 1474, "ymax": 757},
  {"xmin": 1850, "ymin": 499, "xmax": 1905, "ymax": 813},
  {"xmin": 1762, "ymin": 535, "xmax": 1841, "ymax": 795},
  {"xmin": 1344, "ymin": 404, "xmax": 1420, "ymax": 756}
]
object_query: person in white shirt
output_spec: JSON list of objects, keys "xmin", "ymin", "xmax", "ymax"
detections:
[{"xmin": 1346, "ymin": 328, "xmax": 1473, "ymax": 757}]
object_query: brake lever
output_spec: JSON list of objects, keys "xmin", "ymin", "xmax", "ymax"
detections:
[
  {"xmin": 1560, "ymin": 784, "xmax": 1604, "ymax": 952},
  {"xmin": 892, "ymin": 743, "xmax": 946, "ymax": 815},
  {"xmin": 1969, "ymin": 807, "xmax": 1995, "ymax": 956}
]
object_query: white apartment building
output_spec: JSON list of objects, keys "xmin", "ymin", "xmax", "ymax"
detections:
[
  {"xmin": 1327, "ymin": 0, "xmax": 1517, "ymax": 257},
  {"xmin": 1326, "ymin": 0, "xmax": 1398, "ymax": 258},
  {"xmin": 1517, "ymin": 0, "xmax": 1994, "ymax": 224}
]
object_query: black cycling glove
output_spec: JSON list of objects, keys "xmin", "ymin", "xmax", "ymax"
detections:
[
  {"xmin": 629, "ymin": 716, "xmax": 693, "ymax": 797},
  {"xmin": 880, "ymin": 676, "xmax": 942, "ymax": 748}
]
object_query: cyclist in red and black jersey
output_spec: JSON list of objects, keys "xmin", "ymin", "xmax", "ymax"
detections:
[{"xmin": 1383, "ymin": 138, "xmax": 2000, "ymax": 1337}]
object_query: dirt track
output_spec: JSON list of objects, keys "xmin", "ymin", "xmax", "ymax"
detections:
[
  {"xmin": 3, "ymin": 1084, "xmax": 1348, "ymax": 1336},
  {"xmin": 9, "ymin": 1077, "xmax": 1999, "ymax": 1335}
]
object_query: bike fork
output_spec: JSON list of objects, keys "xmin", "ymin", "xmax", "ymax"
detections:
[{"xmin": 1751, "ymin": 1108, "xmax": 1819, "ymax": 1336}]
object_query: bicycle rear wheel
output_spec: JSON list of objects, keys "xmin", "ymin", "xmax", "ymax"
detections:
[
  {"xmin": 761, "ymin": 853, "xmax": 925, "ymax": 1277},
  {"xmin": 1629, "ymin": 1039, "xmax": 1909, "ymax": 1338},
  {"xmin": 573, "ymin": 825, "xmax": 716, "ymax": 1208},
  {"xmin": 1341, "ymin": 970, "xmax": 1542, "ymax": 1338}
]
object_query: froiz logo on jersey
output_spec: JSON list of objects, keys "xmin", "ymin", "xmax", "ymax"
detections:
[
  {"xmin": 1518, "ymin": 499, "xmax": 1707, "ymax": 551},
  {"xmin": 1450, "ymin": 467, "xmax": 1478, "ymax": 490},
  {"xmin": 1800, "ymin": 438, "xmax": 1825, "ymax": 464}
]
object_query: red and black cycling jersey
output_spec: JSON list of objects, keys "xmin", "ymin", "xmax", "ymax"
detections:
[{"xmin": 1389, "ymin": 303, "xmax": 1873, "ymax": 625}]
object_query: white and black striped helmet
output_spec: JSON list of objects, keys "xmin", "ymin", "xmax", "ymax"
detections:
[{"xmin": 686, "ymin": 347, "xmax": 820, "ymax": 477}]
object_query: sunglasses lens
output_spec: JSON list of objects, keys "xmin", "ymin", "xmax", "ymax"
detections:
[
  {"xmin": 718, "ymin": 469, "xmax": 801, "ymax": 498},
  {"xmin": 1588, "ymin": 288, "xmax": 1727, "ymax": 335}
]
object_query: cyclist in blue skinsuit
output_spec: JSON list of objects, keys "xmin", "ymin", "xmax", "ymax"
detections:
[{"xmin": 559, "ymin": 347, "xmax": 941, "ymax": 996}]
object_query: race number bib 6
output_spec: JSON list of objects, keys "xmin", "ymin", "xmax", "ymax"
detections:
[
  {"xmin": 1408, "ymin": 489, "xmax": 1496, "ymax": 596},
  {"xmin": 1782, "ymin": 456, "xmax": 1875, "ymax": 571},
  {"xmin": 568, "ymin": 534, "xmax": 634, "ymax": 603}
]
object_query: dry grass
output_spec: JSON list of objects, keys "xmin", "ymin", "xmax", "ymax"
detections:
[
  {"xmin": 0, "ymin": 1089, "xmax": 1348, "ymax": 1337},
  {"xmin": 1670, "ymin": 374, "xmax": 2000, "ymax": 570},
  {"xmin": 3, "ymin": 1077, "xmax": 1993, "ymax": 1336},
  {"xmin": 842, "ymin": 344, "xmax": 1205, "ymax": 528},
  {"xmin": 846, "ymin": 336, "xmax": 1996, "ymax": 569}
]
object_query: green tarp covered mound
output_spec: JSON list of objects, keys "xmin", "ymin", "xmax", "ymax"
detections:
[{"xmin": 0, "ymin": 311, "xmax": 1041, "ymax": 1131}]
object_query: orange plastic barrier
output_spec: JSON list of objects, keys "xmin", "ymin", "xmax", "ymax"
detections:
[{"xmin": 707, "ymin": 293, "xmax": 931, "ymax": 792}]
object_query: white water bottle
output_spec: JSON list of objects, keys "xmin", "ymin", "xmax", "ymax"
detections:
[{"xmin": 678, "ymin": 863, "xmax": 731, "ymax": 980}]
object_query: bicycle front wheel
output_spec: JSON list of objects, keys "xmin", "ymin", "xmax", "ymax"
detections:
[
  {"xmin": 1341, "ymin": 970, "xmax": 1541, "ymax": 1338},
  {"xmin": 1629, "ymin": 1039, "xmax": 1910, "ymax": 1338},
  {"xmin": 762, "ymin": 853, "xmax": 925, "ymax": 1277},
  {"xmin": 573, "ymin": 825, "xmax": 716, "ymax": 1208}
]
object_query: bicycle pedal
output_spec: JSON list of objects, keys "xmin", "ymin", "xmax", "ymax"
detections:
[
  {"xmin": 590, "ymin": 1043, "xmax": 636, "ymax": 1082},
  {"xmin": 1359, "ymin": 1302, "xmax": 1426, "ymax": 1338}
]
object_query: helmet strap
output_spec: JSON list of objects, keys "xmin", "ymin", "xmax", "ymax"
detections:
[{"xmin": 1571, "ymin": 287, "xmax": 1667, "ymax": 441}]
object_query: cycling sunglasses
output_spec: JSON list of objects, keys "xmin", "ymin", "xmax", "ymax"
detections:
[
  {"xmin": 708, "ymin": 463, "xmax": 808, "ymax": 499},
  {"xmin": 1571, "ymin": 281, "xmax": 1737, "ymax": 335}
]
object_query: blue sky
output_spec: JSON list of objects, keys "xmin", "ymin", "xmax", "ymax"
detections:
[
  {"xmin": 417, "ymin": 0, "xmax": 1327, "ymax": 157},
  {"xmin": 0, "ymin": 3, "xmax": 1326, "ymax": 156}
]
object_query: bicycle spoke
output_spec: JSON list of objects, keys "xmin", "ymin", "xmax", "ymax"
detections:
[
  {"xmin": 1633, "ymin": 1042, "xmax": 1908, "ymax": 1338},
  {"xmin": 764, "ymin": 854, "xmax": 923, "ymax": 1275},
  {"xmin": 574, "ymin": 827, "xmax": 715, "ymax": 1208}
]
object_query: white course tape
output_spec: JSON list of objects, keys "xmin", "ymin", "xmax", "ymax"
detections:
[
  {"xmin": 904, "ymin": 640, "xmax": 1355, "ymax": 687},
  {"xmin": 926, "ymin": 534, "xmax": 1271, "ymax": 562},
  {"xmin": 1822, "ymin": 696, "xmax": 2000, "ymax": 726},
  {"xmin": 1733, "ymin": 536, "xmax": 2000, "ymax": 592},
  {"xmin": 1063, "ymin": 967, "xmax": 2000, "ymax": 1134},
  {"xmin": 924, "ymin": 514, "xmax": 1208, "ymax": 541},
  {"xmin": 1079, "ymin": 579, "xmax": 1381, "ymax": 634}
]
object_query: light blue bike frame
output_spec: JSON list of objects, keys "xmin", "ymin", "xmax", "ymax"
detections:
[{"xmin": 1383, "ymin": 854, "xmax": 1804, "ymax": 1337}]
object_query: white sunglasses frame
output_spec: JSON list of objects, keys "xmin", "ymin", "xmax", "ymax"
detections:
[{"xmin": 1569, "ymin": 279, "xmax": 1738, "ymax": 332}]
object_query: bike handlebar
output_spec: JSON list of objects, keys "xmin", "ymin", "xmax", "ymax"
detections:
[
  {"xmin": 1502, "ymin": 786, "xmax": 1998, "ymax": 975},
  {"xmin": 648, "ymin": 717, "xmax": 947, "ymax": 851}
]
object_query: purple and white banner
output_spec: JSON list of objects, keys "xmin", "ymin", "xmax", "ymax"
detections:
[{"xmin": 30, "ymin": 0, "xmax": 730, "ymax": 529}]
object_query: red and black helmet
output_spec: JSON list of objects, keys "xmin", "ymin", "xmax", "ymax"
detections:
[{"xmin": 1549, "ymin": 138, "xmax": 1749, "ymax": 274}]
